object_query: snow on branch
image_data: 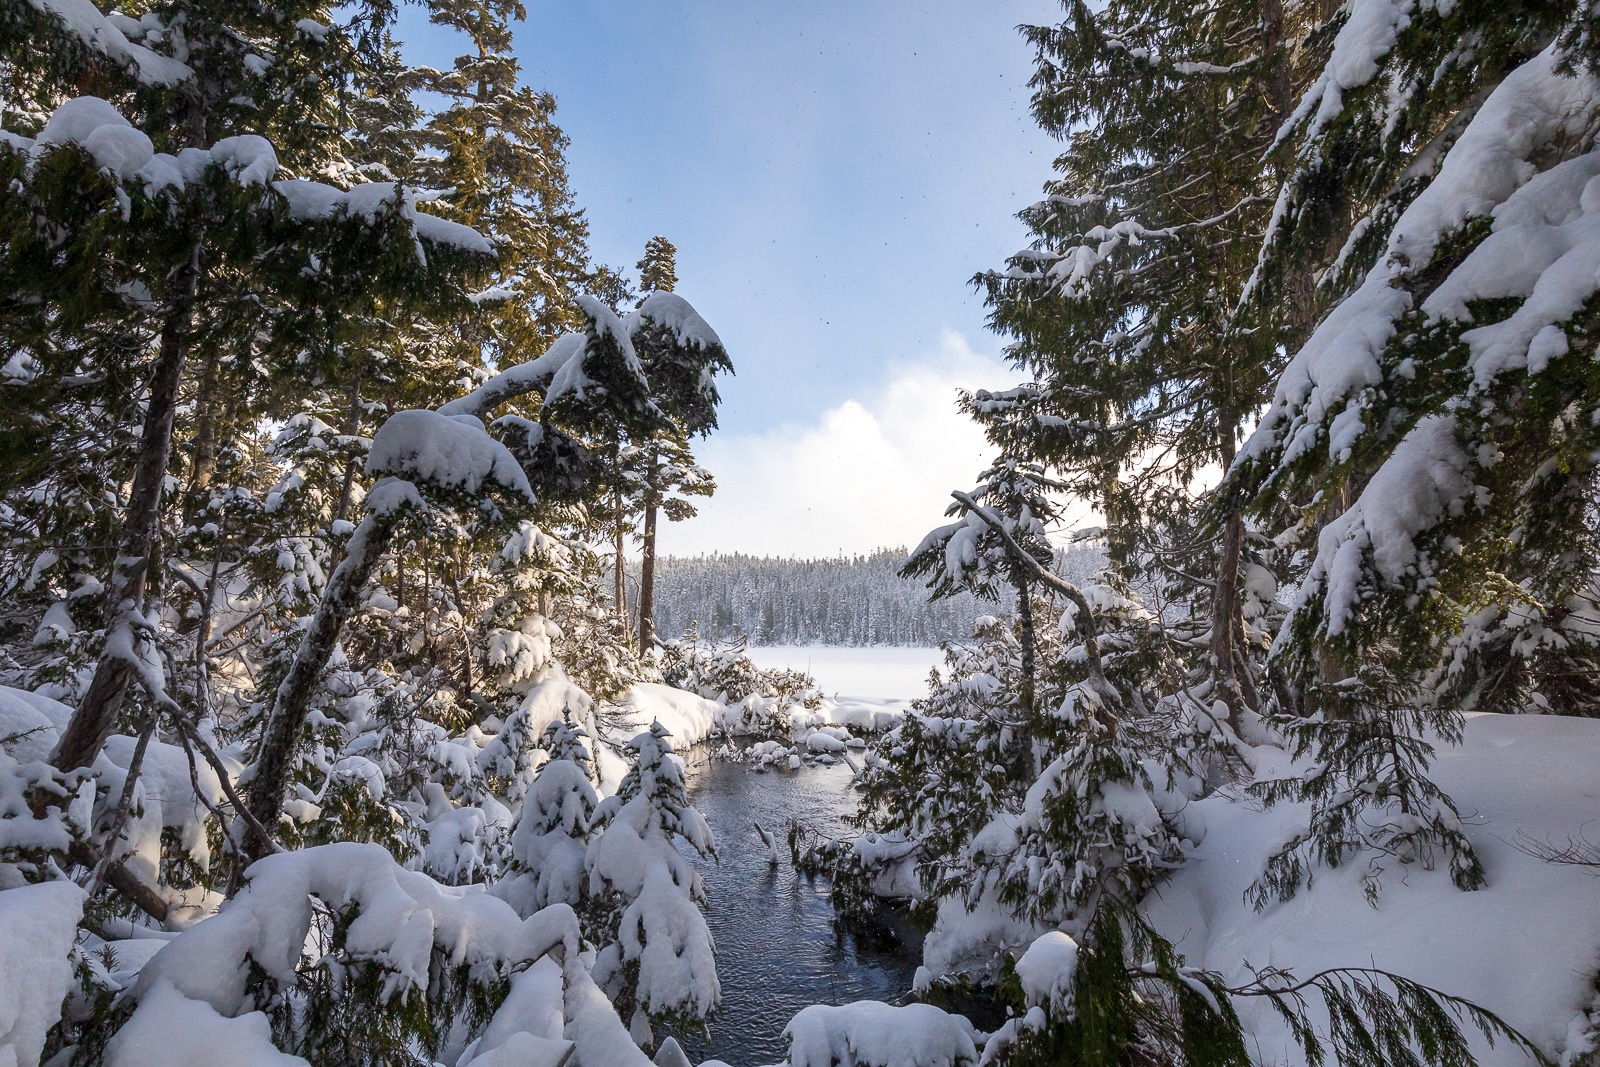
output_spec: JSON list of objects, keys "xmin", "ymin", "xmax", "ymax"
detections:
[
  {"xmin": 28, "ymin": 0, "xmax": 191, "ymax": 86},
  {"xmin": 625, "ymin": 291, "xmax": 724, "ymax": 351},
  {"xmin": 1237, "ymin": 44, "xmax": 1600, "ymax": 477},
  {"xmin": 366, "ymin": 410, "xmax": 535, "ymax": 504}
]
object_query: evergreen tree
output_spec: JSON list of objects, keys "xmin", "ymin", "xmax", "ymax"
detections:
[
  {"xmin": 636, "ymin": 234, "xmax": 678, "ymax": 295},
  {"xmin": 905, "ymin": 457, "xmax": 1064, "ymax": 719},
  {"xmin": 631, "ymin": 435, "xmax": 715, "ymax": 649},
  {"xmin": 500, "ymin": 712, "xmax": 601, "ymax": 916},
  {"xmin": 1228, "ymin": 0, "xmax": 1600, "ymax": 715},
  {"xmin": 415, "ymin": 0, "xmax": 596, "ymax": 362},
  {"xmin": 611, "ymin": 278, "xmax": 731, "ymax": 651},
  {"xmin": 976, "ymin": 0, "xmax": 1319, "ymax": 722},
  {"xmin": 626, "ymin": 244, "xmax": 732, "ymax": 650},
  {"xmin": 0, "ymin": 3, "xmax": 494, "ymax": 792},
  {"xmin": 586, "ymin": 721, "xmax": 718, "ymax": 1047},
  {"xmin": 1215, "ymin": 0, "xmax": 1600, "ymax": 901},
  {"xmin": 244, "ymin": 293, "xmax": 660, "ymax": 849}
]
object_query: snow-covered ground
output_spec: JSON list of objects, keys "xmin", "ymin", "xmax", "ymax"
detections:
[
  {"xmin": 1144, "ymin": 711, "xmax": 1600, "ymax": 1065},
  {"xmin": 744, "ymin": 645, "xmax": 942, "ymax": 701}
]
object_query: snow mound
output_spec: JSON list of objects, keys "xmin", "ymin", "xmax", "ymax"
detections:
[
  {"xmin": 106, "ymin": 979, "xmax": 305, "ymax": 1067},
  {"xmin": 133, "ymin": 843, "xmax": 578, "ymax": 1018},
  {"xmin": 1014, "ymin": 931, "xmax": 1079, "ymax": 1015},
  {"xmin": 784, "ymin": 1001, "xmax": 978, "ymax": 1067},
  {"xmin": 0, "ymin": 880, "xmax": 83, "ymax": 1067},
  {"xmin": 619, "ymin": 683, "xmax": 725, "ymax": 749},
  {"xmin": 0, "ymin": 686, "xmax": 72, "ymax": 762}
]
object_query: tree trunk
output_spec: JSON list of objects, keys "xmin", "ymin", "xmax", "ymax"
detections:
[
  {"xmin": 244, "ymin": 508, "xmax": 399, "ymax": 860},
  {"xmin": 1260, "ymin": 0, "xmax": 1292, "ymax": 124},
  {"xmin": 1211, "ymin": 506, "xmax": 1247, "ymax": 716},
  {"xmin": 52, "ymin": 233, "xmax": 205, "ymax": 773},
  {"xmin": 614, "ymin": 468, "xmax": 629, "ymax": 645},
  {"xmin": 639, "ymin": 461, "xmax": 658, "ymax": 649},
  {"xmin": 448, "ymin": 547, "xmax": 471, "ymax": 695},
  {"xmin": 1209, "ymin": 364, "xmax": 1253, "ymax": 720},
  {"xmin": 185, "ymin": 346, "xmax": 222, "ymax": 513},
  {"xmin": 333, "ymin": 361, "xmax": 365, "ymax": 524},
  {"xmin": 422, "ymin": 536, "xmax": 432, "ymax": 663},
  {"xmin": 1016, "ymin": 575, "xmax": 1037, "ymax": 718}
]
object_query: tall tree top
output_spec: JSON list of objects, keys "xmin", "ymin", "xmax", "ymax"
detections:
[{"xmin": 637, "ymin": 235, "xmax": 677, "ymax": 294}]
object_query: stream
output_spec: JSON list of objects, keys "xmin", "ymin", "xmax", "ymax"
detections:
[{"xmin": 669, "ymin": 646, "xmax": 941, "ymax": 1066}]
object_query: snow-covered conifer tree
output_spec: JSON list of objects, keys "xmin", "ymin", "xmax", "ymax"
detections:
[
  {"xmin": 626, "ymin": 278, "xmax": 729, "ymax": 649},
  {"xmin": 586, "ymin": 721, "xmax": 718, "ymax": 1046},
  {"xmin": 636, "ymin": 235, "xmax": 679, "ymax": 296},
  {"xmin": 976, "ymin": 0, "xmax": 1320, "ymax": 722},
  {"xmin": 498, "ymin": 712, "xmax": 600, "ymax": 916},
  {"xmin": 905, "ymin": 457, "xmax": 1064, "ymax": 719}
]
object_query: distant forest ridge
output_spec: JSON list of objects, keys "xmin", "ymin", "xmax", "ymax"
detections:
[{"xmin": 639, "ymin": 545, "xmax": 1106, "ymax": 647}]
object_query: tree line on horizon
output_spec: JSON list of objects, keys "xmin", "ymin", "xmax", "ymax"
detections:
[{"xmin": 634, "ymin": 545, "xmax": 1105, "ymax": 647}]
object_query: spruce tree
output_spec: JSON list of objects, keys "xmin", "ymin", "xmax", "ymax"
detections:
[
  {"xmin": 622, "ymin": 241, "xmax": 731, "ymax": 650},
  {"xmin": 904, "ymin": 457, "xmax": 1064, "ymax": 721},
  {"xmin": 415, "ymin": 0, "xmax": 596, "ymax": 362},
  {"xmin": 586, "ymin": 721, "xmax": 719, "ymax": 1046},
  {"xmin": 977, "ymin": 0, "xmax": 1319, "ymax": 722},
  {"xmin": 636, "ymin": 234, "xmax": 678, "ymax": 295},
  {"xmin": 0, "ymin": 2, "xmax": 494, "ymax": 789},
  {"xmin": 1216, "ymin": 0, "xmax": 1600, "ymax": 899}
]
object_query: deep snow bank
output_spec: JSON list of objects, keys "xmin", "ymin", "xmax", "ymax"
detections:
[{"xmin": 1144, "ymin": 712, "xmax": 1600, "ymax": 1065}]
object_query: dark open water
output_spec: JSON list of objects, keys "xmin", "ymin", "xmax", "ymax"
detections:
[{"xmin": 666, "ymin": 755, "xmax": 921, "ymax": 1067}]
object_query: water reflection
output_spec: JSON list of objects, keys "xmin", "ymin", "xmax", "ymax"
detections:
[{"xmin": 667, "ymin": 754, "xmax": 920, "ymax": 1067}]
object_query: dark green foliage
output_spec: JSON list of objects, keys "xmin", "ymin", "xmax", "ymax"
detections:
[
  {"xmin": 1249, "ymin": 674, "xmax": 1484, "ymax": 909},
  {"xmin": 414, "ymin": 0, "xmax": 597, "ymax": 361},
  {"xmin": 269, "ymin": 904, "xmax": 509, "ymax": 1067},
  {"xmin": 636, "ymin": 236, "xmax": 677, "ymax": 295},
  {"xmin": 986, "ymin": 911, "xmax": 1541, "ymax": 1067},
  {"xmin": 1236, "ymin": 965, "xmax": 1546, "ymax": 1067}
]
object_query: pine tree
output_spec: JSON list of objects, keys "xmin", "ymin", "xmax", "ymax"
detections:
[
  {"xmin": 415, "ymin": 0, "xmax": 597, "ymax": 362},
  {"xmin": 1227, "ymin": 0, "xmax": 1600, "ymax": 713},
  {"xmin": 242, "ymin": 290, "xmax": 731, "ymax": 850},
  {"xmin": 976, "ymin": 0, "xmax": 1320, "ymax": 721},
  {"xmin": 636, "ymin": 235, "xmax": 678, "ymax": 295}
]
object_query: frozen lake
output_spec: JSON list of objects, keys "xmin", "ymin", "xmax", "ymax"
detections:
[{"xmin": 744, "ymin": 644, "xmax": 944, "ymax": 701}]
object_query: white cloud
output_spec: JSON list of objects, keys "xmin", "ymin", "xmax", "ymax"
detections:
[{"xmin": 656, "ymin": 331, "xmax": 1008, "ymax": 558}]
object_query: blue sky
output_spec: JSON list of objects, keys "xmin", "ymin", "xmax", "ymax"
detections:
[{"xmin": 400, "ymin": 2, "xmax": 1069, "ymax": 554}]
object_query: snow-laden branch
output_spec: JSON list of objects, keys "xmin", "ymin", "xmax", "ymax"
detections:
[
  {"xmin": 245, "ymin": 293, "xmax": 719, "ymax": 859},
  {"xmin": 950, "ymin": 490, "xmax": 1120, "ymax": 715}
]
